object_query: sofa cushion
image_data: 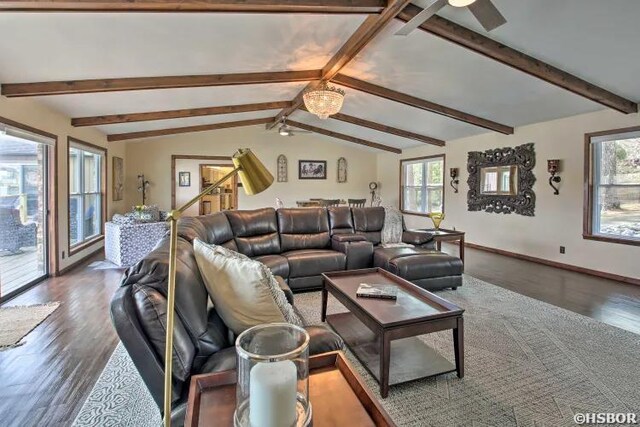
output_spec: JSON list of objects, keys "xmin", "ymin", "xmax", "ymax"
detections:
[
  {"xmin": 277, "ymin": 208, "xmax": 330, "ymax": 252},
  {"xmin": 225, "ymin": 208, "xmax": 280, "ymax": 257},
  {"xmin": 282, "ymin": 249, "xmax": 346, "ymax": 278},
  {"xmin": 253, "ymin": 254, "xmax": 290, "ymax": 279},
  {"xmin": 193, "ymin": 239, "xmax": 303, "ymax": 335},
  {"xmin": 328, "ymin": 206, "xmax": 354, "ymax": 235},
  {"xmin": 132, "ymin": 284, "xmax": 195, "ymax": 383},
  {"xmin": 386, "ymin": 251, "xmax": 464, "ymax": 280},
  {"xmin": 352, "ymin": 207, "xmax": 385, "ymax": 245},
  {"xmin": 373, "ymin": 246, "xmax": 431, "ymax": 269}
]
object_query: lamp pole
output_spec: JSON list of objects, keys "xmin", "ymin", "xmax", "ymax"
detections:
[{"xmin": 163, "ymin": 167, "xmax": 241, "ymax": 426}]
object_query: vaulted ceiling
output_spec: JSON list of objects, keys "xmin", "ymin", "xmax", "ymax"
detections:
[{"xmin": 0, "ymin": 0, "xmax": 638, "ymax": 153}]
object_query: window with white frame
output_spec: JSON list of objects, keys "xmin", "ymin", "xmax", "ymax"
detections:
[
  {"xmin": 585, "ymin": 127, "xmax": 640, "ymax": 245},
  {"xmin": 68, "ymin": 139, "xmax": 106, "ymax": 250},
  {"xmin": 400, "ymin": 155, "xmax": 444, "ymax": 215}
]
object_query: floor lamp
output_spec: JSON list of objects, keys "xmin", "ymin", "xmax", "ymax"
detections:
[{"xmin": 163, "ymin": 148, "xmax": 273, "ymax": 426}]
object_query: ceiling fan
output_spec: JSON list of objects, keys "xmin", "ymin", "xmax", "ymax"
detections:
[
  {"xmin": 277, "ymin": 118, "xmax": 313, "ymax": 137},
  {"xmin": 396, "ymin": 0, "xmax": 506, "ymax": 36}
]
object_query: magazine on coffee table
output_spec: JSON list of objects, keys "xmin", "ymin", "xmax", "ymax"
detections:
[{"xmin": 356, "ymin": 283, "xmax": 398, "ymax": 300}]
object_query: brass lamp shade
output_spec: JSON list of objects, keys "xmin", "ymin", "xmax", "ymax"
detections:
[{"xmin": 232, "ymin": 148, "xmax": 274, "ymax": 195}]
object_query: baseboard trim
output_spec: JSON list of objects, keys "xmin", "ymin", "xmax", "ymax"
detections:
[
  {"xmin": 57, "ymin": 247, "xmax": 103, "ymax": 276},
  {"xmin": 463, "ymin": 242, "xmax": 640, "ymax": 287}
]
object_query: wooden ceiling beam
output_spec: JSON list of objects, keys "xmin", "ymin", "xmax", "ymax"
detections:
[
  {"xmin": 299, "ymin": 106, "xmax": 444, "ymax": 146},
  {"xmin": 287, "ymin": 120, "xmax": 401, "ymax": 153},
  {"xmin": 398, "ymin": 5, "xmax": 638, "ymax": 114},
  {"xmin": 0, "ymin": 0, "xmax": 386, "ymax": 13},
  {"xmin": 107, "ymin": 117, "xmax": 272, "ymax": 142},
  {"xmin": 2, "ymin": 70, "xmax": 321, "ymax": 97},
  {"xmin": 72, "ymin": 101, "xmax": 292, "ymax": 127},
  {"xmin": 267, "ymin": 0, "xmax": 414, "ymax": 129},
  {"xmin": 333, "ymin": 73, "xmax": 514, "ymax": 134},
  {"xmin": 331, "ymin": 112, "xmax": 445, "ymax": 146}
]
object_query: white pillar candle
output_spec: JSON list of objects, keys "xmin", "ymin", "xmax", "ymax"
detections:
[{"xmin": 249, "ymin": 360, "xmax": 297, "ymax": 427}]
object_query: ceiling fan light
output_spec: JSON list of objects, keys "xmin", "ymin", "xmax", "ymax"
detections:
[
  {"xmin": 303, "ymin": 82, "xmax": 345, "ymax": 120},
  {"xmin": 278, "ymin": 126, "xmax": 289, "ymax": 136},
  {"xmin": 448, "ymin": 0, "xmax": 476, "ymax": 7}
]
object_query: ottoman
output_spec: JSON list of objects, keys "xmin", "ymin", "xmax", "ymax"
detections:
[{"xmin": 373, "ymin": 247, "xmax": 463, "ymax": 291}]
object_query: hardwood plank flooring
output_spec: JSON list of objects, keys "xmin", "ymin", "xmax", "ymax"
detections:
[
  {"xmin": 0, "ymin": 253, "xmax": 123, "ymax": 427},
  {"xmin": 0, "ymin": 247, "xmax": 638, "ymax": 426}
]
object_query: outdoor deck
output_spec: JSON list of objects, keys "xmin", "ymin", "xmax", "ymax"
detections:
[{"xmin": 0, "ymin": 248, "xmax": 44, "ymax": 297}]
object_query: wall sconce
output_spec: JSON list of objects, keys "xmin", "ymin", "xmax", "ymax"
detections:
[
  {"xmin": 450, "ymin": 168, "xmax": 459, "ymax": 193},
  {"xmin": 547, "ymin": 159, "xmax": 561, "ymax": 195}
]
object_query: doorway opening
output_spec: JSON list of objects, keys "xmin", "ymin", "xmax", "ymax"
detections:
[{"xmin": 199, "ymin": 164, "xmax": 238, "ymax": 215}]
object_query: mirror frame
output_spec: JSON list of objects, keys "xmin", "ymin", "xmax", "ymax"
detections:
[{"xmin": 467, "ymin": 143, "xmax": 536, "ymax": 216}]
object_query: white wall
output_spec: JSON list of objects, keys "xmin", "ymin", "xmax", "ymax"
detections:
[
  {"xmin": 378, "ymin": 109, "xmax": 640, "ymax": 279},
  {"xmin": 124, "ymin": 125, "xmax": 377, "ymax": 211},
  {"xmin": 0, "ymin": 96, "xmax": 127, "ymax": 272}
]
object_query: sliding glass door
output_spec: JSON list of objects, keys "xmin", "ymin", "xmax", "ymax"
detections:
[{"xmin": 0, "ymin": 121, "xmax": 52, "ymax": 301}]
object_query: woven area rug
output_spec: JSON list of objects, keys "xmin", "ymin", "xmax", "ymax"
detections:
[
  {"xmin": 73, "ymin": 276, "xmax": 640, "ymax": 426},
  {"xmin": 0, "ymin": 302, "xmax": 60, "ymax": 350}
]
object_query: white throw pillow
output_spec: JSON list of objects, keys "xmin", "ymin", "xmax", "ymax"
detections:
[{"xmin": 193, "ymin": 239, "xmax": 303, "ymax": 335}]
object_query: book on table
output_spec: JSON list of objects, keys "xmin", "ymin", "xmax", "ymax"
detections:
[{"xmin": 356, "ymin": 284, "xmax": 398, "ymax": 300}]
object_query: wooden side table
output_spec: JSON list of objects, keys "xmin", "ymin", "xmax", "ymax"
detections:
[{"xmin": 423, "ymin": 228, "xmax": 465, "ymax": 264}]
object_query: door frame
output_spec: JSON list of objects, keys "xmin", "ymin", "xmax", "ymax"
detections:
[{"xmin": 170, "ymin": 155, "xmax": 232, "ymax": 209}]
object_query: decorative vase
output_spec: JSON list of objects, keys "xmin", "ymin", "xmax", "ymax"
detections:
[
  {"xmin": 428, "ymin": 212, "xmax": 445, "ymax": 230},
  {"xmin": 234, "ymin": 323, "xmax": 312, "ymax": 427}
]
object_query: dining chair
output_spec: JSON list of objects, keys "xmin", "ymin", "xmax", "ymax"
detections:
[
  {"xmin": 348, "ymin": 198, "xmax": 367, "ymax": 207},
  {"xmin": 320, "ymin": 199, "xmax": 341, "ymax": 207}
]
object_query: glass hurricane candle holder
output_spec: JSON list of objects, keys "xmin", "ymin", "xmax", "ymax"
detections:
[{"xmin": 234, "ymin": 323, "xmax": 311, "ymax": 427}]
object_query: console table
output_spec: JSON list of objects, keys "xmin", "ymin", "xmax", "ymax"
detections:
[{"xmin": 423, "ymin": 228, "xmax": 465, "ymax": 264}]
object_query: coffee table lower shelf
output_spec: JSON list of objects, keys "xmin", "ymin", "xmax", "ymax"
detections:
[{"xmin": 327, "ymin": 312, "xmax": 456, "ymax": 388}]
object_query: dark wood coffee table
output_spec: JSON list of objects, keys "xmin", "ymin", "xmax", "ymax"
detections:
[{"xmin": 321, "ymin": 268, "xmax": 464, "ymax": 398}]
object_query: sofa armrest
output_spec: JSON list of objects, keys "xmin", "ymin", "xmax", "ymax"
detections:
[
  {"xmin": 304, "ymin": 325, "xmax": 344, "ymax": 355},
  {"xmin": 332, "ymin": 238, "xmax": 373, "ymax": 270},
  {"xmin": 331, "ymin": 234, "xmax": 368, "ymax": 243},
  {"xmin": 275, "ymin": 276, "xmax": 294, "ymax": 305},
  {"xmin": 402, "ymin": 230, "xmax": 434, "ymax": 246}
]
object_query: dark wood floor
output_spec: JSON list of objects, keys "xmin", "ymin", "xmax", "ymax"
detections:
[{"xmin": 0, "ymin": 248, "xmax": 639, "ymax": 427}]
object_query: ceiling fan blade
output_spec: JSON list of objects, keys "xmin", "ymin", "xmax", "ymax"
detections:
[
  {"xmin": 468, "ymin": 0, "xmax": 506, "ymax": 31},
  {"xmin": 395, "ymin": 0, "xmax": 447, "ymax": 36}
]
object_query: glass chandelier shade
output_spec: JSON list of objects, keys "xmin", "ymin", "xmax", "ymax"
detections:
[{"xmin": 302, "ymin": 82, "xmax": 345, "ymax": 119}]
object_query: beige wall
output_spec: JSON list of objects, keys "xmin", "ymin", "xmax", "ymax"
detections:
[
  {"xmin": 0, "ymin": 96, "xmax": 127, "ymax": 272},
  {"xmin": 124, "ymin": 125, "xmax": 377, "ymax": 212},
  {"xmin": 377, "ymin": 109, "xmax": 640, "ymax": 279}
]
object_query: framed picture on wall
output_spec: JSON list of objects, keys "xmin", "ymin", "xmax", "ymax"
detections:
[
  {"xmin": 112, "ymin": 156, "xmax": 124, "ymax": 201},
  {"xmin": 299, "ymin": 160, "xmax": 327, "ymax": 180},
  {"xmin": 178, "ymin": 171, "xmax": 191, "ymax": 187}
]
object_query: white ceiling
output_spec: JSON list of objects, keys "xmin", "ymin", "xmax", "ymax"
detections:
[{"xmin": 0, "ymin": 1, "xmax": 638, "ymax": 152}]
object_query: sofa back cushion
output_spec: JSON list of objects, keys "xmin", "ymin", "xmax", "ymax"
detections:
[
  {"xmin": 225, "ymin": 208, "xmax": 280, "ymax": 257},
  {"xmin": 120, "ymin": 235, "xmax": 230, "ymax": 375},
  {"xmin": 277, "ymin": 208, "xmax": 330, "ymax": 252},
  {"xmin": 176, "ymin": 213, "xmax": 238, "ymax": 251},
  {"xmin": 352, "ymin": 207, "xmax": 385, "ymax": 245},
  {"xmin": 328, "ymin": 206, "xmax": 354, "ymax": 235}
]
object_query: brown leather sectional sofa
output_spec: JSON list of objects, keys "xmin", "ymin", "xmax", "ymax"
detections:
[
  {"xmin": 110, "ymin": 206, "xmax": 462, "ymax": 425},
  {"xmin": 178, "ymin": 206, "xmax": 463, "ymax": 292}
]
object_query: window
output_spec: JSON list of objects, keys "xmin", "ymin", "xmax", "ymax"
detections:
[
  {"xmin": 68, "ymin": 138, "xmax": 106, "ymax": 252},
  {"xmin": 584, "ymin": 127, "xmax": 640, "ymax": 245},
  {"xmin": 400, "ymin": 155, "xmax": 444, "ymax": 215}
]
